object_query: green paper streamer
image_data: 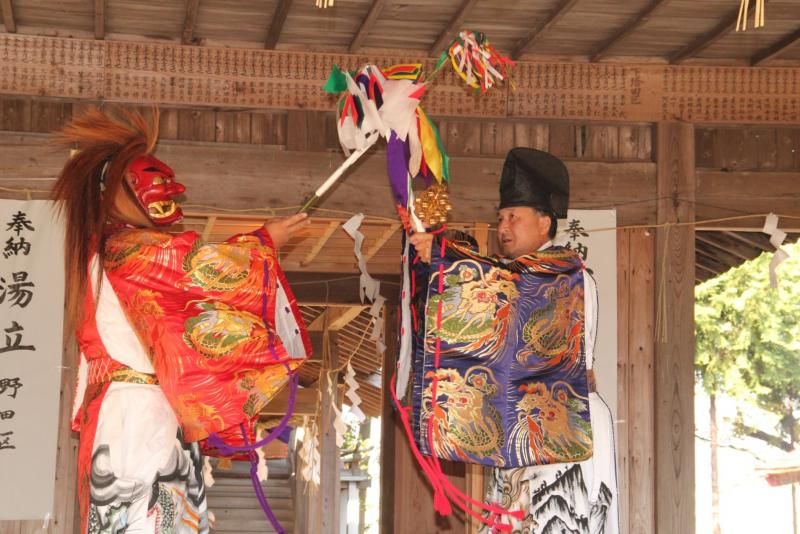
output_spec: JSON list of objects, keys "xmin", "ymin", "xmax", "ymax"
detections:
[{"xmin": 323, "ymin": 65, "xmax": 348, "ymax": 94}]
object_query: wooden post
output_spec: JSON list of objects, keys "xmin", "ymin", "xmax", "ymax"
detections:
[
  {"xmin": 379, "ymin": 306, "xmax": 397, "ymax": 534},
  {"xmin": 655, "ymin": 121, "xmax": 696, "ymax": 534},
  {"xmin": 319, "ymin": 331, "xmax": 342, "ymax": 534}
]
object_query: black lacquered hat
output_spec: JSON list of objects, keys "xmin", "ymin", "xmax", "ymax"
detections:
[{"xmin": 498, "ymin": 148, "xmax": 569, "ymax": 218}]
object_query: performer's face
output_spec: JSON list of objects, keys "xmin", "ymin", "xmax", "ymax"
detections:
[
  {"xmin": 124, "ymin": 155, "xmax": 186, "ymax": 226},
  {"xmin": 497, "ymin": 206, "xmax": 551, "ymax": 259}
]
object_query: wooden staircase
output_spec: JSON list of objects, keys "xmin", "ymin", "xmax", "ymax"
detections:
[{"xmin": 208, "ymin": 459, "xmax": 295, "ymax": 534}]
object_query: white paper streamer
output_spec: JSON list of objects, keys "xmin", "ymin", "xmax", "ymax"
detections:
[
  {"xmin": 255, "ymin": 428, "xmax": 269, "ymax": 482},
  {"xmin": 345, "ymin": 363, "xmax": 366, "ymax": 423},
  {"xmin": 329, "ymin": 374, "xmax": 349, "ymax": 448},
  {"xmin": 299, "ymin": 417, "xmax": 321, "ymax": 487},
  {"xmin": 396, "ymin": 238, "xmax": 414, "ymax": 398},
  {"xmin": 202, "ymin": 456, "xmax": 215, "ymax": 488},
  {"xmin": 762, "ymin": 213, "xmax": 791, "ymax": 288}
]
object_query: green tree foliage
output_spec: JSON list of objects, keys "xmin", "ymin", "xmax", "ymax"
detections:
[{"xmin": 696, "ymin": 242, "xmax": 800, "ymax": 450}]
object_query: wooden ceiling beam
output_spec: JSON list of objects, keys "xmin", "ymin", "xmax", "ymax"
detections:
[
  {"xmin": 670, "ymin": 1, "xmax": 760, "ymax": 64},
  {"xmin": 695, "ymin": 263, "xmax": 719, "ymax": 278},
  {"xmin": 512, "ymin": 0, "xmax": 580, "ymax": 59},
  {"xmin": 695, "ymin": 233, "xmax": 753, "ymax": 262},
  {"xmin": 265, "ymin": 0, "xmax": 293, "ymax": 50},
  {"xmin": 302, "ymin": 220, "xmax": 340, "ymax": 266},
  {"xmin": 1, "ymin": 0, "xmax": 16, "ymax": 33},
  {"xmin": 363, "ymin": 223, "xmax": 401, "ymax": 262},
  {"xmin": 307, "ymin": 306, "xmax": 367, "ymax": 332},
  {"xmin": 590, "ymin": 0, "xmax": 671, "ymax": 62},
  {"xmin": 349, "ymin": 0, "xmax": 387, "ymax": 53},
  {"xmin": 722, "ymin": 231, "xmax": 773, "ymax": 253},
  {"xmin": 94, "ymin": 0, "xmax": 106, "ymax": 40},
  {"xmin": 429, "ymin": 0, "xmax": 480, "ymax": 56},
  {"xmin": 181, "ymin": 0, "xmax": 201, "ymax": 45},
  {"xmin": 751, "ymin": 28, "xmax": 800, "ymax": 66}
]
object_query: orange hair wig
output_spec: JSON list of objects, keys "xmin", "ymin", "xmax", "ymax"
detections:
[{"xmin": 51, "ymin": 106, "xmax": 160, "ymax": 332}]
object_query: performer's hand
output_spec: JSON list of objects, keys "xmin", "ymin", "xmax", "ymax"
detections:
[
  {"xmin": 265, "ymin": 213, "xmax": 310, "ymax": 250},
  {"xmin": 408, "ymin": 231, "xmax": 434, "ymax": 264}
]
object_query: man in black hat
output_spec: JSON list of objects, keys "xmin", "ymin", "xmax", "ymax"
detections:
[{"xmin": 409, "ymin": 148, "xmax": 619, "ymax": 534}]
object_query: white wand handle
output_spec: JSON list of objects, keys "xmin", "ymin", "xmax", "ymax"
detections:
[{"xmin": 298, "ymin": 133, "xmax": 380, "ymax": 212}]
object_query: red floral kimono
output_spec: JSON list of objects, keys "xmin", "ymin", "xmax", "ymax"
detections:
[{"xmin": 72, "ymin": 226, "xmax": 310, "ymax": 533}]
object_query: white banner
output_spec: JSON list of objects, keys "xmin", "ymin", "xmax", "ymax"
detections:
[
  {"xmin": 555, "ymin": 210, "xmax": 618, "ymax": 420},
  {"xmin": 0, "ymin": 200, "xmax": 64, "ymax": 520}
]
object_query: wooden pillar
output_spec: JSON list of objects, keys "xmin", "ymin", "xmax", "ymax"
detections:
[
  {"xmin": 617, "ymin": 228, "xmax": 657, "ymax": 534},
  {"xmin": 319, "ymin": 331, "xmax": 342, "ymax": 534},
  {"xmin": 655, "ymin": 121, "xmax": 695, "ymax": 534},
  {"xmin": 379, "ymin": 305, "xmax": 397, "ymax": 534}
]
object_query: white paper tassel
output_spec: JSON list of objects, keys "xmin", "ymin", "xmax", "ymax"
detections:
[
  {"xmin": 762, "ymin": 213, "xmax": 791, "ymax": 288},
  {"xmin": 345, "ymin": 363, "xmax": 366, "ymax": 423},
  {"xmin": 299, "ymin": 417, "xmax": 321, "ymax": 487},
  {"xmin": 202, "ymin": 456, "xmax": 215, "ymax": 488},
  {"xmin": 255, "ymin": 428, "xmax": 269, "ymax": 482}
]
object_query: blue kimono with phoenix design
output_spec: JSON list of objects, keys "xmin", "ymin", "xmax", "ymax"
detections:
[{"xmin": 410, "ymin": 239, "xmax": 593, "ymax": 469}]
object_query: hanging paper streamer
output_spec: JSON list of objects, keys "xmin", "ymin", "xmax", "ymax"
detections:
[
  {"xmin": 434, "ymin": 30, "xmax": 515, "ymax": 93},
  {"xmin": 299, "ymin": 417, "xmax": 321, "ymax": 488},
  {"xmin": 762, "ymin": 213, "xmax": 791, "ymax": 288},
  {"xmin": 254, "ymin": 428, "xmax": 269, "ymax": 482},
  {"xmin": 737, "ymin": 0, "xmax": 766, "ymax": 31},
  {"xmin": 344, "ymin": 363, "xmax": 366, "ymax": 423},
  {"xmin": 329, "ymin": 374, "xmax": 349, "ymax": 448}
]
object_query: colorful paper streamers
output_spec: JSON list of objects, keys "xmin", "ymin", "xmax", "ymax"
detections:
[
  {"xmin": 325, "ymin": 64, "xmax": 449, "ymax": 209},
  {"xmin": 435, "ymin": 30, "xmax": 515, "ymax": 94}
]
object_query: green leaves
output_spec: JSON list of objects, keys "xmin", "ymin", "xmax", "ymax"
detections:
[{"xmin": 696, "ymin": 242, "xmax": 800, "ymax": 448}]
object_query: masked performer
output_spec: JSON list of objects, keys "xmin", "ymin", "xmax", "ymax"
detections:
[
  {"xmin": 54, "ymin": 108, "xmax": 310, "ymax": 534},
  {"xmin": 409, "ymin": 148, "xmax": 618, "ymax": 534}
]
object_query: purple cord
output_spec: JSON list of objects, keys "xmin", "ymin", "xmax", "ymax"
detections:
[{"xmin": 241, "ymin": 423, "xmax": 287, "ymax": 534}]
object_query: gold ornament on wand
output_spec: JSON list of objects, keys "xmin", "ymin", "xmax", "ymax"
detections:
[{"xmin": 414, "ymin": 184, "xmax": 453, "ymax": 227}]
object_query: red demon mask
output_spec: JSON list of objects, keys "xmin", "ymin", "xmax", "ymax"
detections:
[{"xmin": 125, "ymin": 155, "xmax": 186, "ymax": 226}]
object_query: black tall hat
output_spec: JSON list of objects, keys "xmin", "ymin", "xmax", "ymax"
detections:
[{"xmin": 498, "ymin": 148, "xmax": 569, "ymax": 218}]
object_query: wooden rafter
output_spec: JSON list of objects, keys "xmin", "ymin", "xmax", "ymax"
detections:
[
  {"xmin": 670, "ymin": 1, "xmax": 761, "ymax": 64},
  {"xmin": 181, "ymin": 0, "xmax": 201, "ymax": 45},
  {"xmin": 307, "ymin": 306, "xmax": 366, "ymax": 332},
  {"xmin": 590, "ymin": 0, "xmax": 671, "ymax": 62},
  {"xmin": 265, "ymin": 0, "xmax": 293, "ymax": 50},
  {"xmin": 695, "ymin": 233, "xmax": 753, "ymax": 262},
  {"xmin": 1, "ymin": 0, "xmax": 15, "ymax": 33},
  {"xmin": 349, "ymin": 0, "xmax": 387, "ymax": 53},
  {"xmin": 695, "ymin": 238, "xmax": 749, "ymax": 267},
  {"xmin": 512, "ymin": 0, "xmax": 580, "ymax": 59},
  {"xmin": 695, "ymin": 262, "xmax": 719, "ymax": 278},
  {"xmin": 429, "ymin": 0, "xmax": 480, "ymax": 56},
  {"xmin": 722, "ymin": 231, "xmax": 773, "ymax": 253},
  {"xmin": 752, "ymin": 28, "xmax": 800, "ymax": 65},
  {"xmin": 94, "ymin": 0, "xmax": 106, "ymax": 40},
  {"xmin": 363, "ymin": 223, "xmax": 400, "ymax": 262},
  {"xmin": 301, "ymin": 220, "xmax": 340, "ymax": 266}
]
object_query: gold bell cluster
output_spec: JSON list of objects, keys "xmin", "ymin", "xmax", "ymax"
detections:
[{"xmin": 414, "ymin": 184, "xmax": 453, "ymax": 226}]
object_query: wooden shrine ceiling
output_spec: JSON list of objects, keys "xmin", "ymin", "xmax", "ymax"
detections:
[{"xmin": 1, "ymin": 0, "xmax": 800, "ymax": 67}]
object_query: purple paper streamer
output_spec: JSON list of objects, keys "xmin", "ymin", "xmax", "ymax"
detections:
[{"xmin": 387, "ymin": 132, "xmax": 410, "ymax": 206}]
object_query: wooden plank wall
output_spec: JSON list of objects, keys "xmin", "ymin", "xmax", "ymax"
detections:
[{"xmin": 0, "ymin": 97, "xmax": 655, "ymax": 164}]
